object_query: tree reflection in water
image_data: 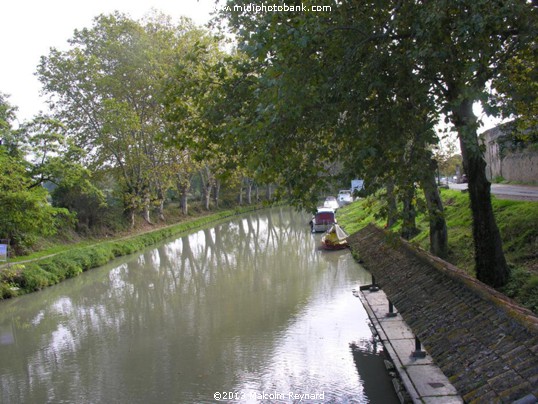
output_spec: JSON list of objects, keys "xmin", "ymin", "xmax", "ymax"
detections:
[{"xmin": 0, "ymin": 207, "xmax": 397, "ymax": 404}]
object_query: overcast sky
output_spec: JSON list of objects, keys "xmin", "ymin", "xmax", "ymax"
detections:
[
  {"xmin": 1, "ymin": 1, "xmax": 499, "ymax": 133},
  {"xmin": 0, "ymin": 0, "xmax": 217, "ymax": 123}
]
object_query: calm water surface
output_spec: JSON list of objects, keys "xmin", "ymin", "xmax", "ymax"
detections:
[{"xmin": 0, "ymin": 207, "xmax": 398, "ymax": 403}]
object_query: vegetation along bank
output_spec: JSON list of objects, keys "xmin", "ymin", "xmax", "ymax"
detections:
[
  {"xmin": 0, "ymin": 206, "xmax": 262, "ymax": 300},
  {"xmin": 337, "ymin": 189, "xmax": 538, "ymax": 314}
]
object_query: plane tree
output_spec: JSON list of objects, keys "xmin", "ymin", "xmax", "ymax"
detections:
[
  {"xmin": 218, "ymin": 1, "xmax": 447, "ymax": 254},
  {"xmin": 490, "ymin": 43, "xmax": 538, "ymax": 138},
  {"xmin": 390, "ymin": 0, "xmax": 536, "ymax": 286},
  {"xmin": 37, "ymin": 12, "xmax": 208, "ymax": 226},
  {"xmin": 162, "ymin": 35, "xmax": 277, "ymax": 209},
  {"xmin": 220, "ymin": 0, "xmax": 536, "ymax": 287}
]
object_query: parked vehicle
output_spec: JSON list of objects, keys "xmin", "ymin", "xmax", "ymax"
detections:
[
  {"xmin": 323, "ymin": 196, "xmax": 339, "ymax": 210},
  {"xmin": 310, "ymin": 208, "xmax": 337, "ymax": 233},
  {"xmin": 337, "ymin": 190, "xmax": 353, "ymax": 206}
]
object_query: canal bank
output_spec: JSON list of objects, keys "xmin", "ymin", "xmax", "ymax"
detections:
[
  {"xmin": 0, "ymin": 208, "xmax": 401, "ymax": 403},
  {"xmin": 354, "ymin": 286, "xmax": 463, "ymax": 403},
  {"xmin": 348, "ymin": 224, "xmax": 538, "ymax": 402},
  {"xmin": 0, "ymin": 205, "xmax": 265, "ymax": 300}
]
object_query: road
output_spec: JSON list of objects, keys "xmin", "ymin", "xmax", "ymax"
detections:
[{"xmin": 449, "ymin": 183, "xmax": 538, "ymax": 201}]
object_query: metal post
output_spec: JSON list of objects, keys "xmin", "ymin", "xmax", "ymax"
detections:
[
  {"xmin": 386, "ymin": 300, "xmax": 397, "ymax": 317},
  {"xmin": 359, "ymin": 274, "xmax": 379, "ymax": 292},
  {"xmin": 412, "ymin": 336, "xmax": 426, "ymax": 358},
  {"xmin": 369, "ymin": 275, "xmax": 379, "ymax": 292}
]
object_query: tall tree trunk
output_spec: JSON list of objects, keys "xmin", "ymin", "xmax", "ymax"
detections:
[
  {"xmin": 200, "ymin": 166, "xmax": 213, "ymax": 211},
  {"xmin": 142, "ymin": 194, "xmax": 152, "ymax": 224},
  {"xmin": 127, "ymin": 208, "xmax": 135, "ymax": 229},
  {"xmin": 238, "ymin": 183, "xmax": 244, "ymax": 205},
  {"xmin": 385, "ymin": 180, "xmax": 398, "ymax": 228},
  {"xmin": 179, "ymin": 185, "xmax": 189, "ymax": 216},
  {"xmin": 266, "ymin": 183, "xmax": 272, "ymax": 201},
  {"xmin": 246, "ymin": 178, "xmax": 253, "ymax": 204},
  {"xmin": 213, "ymin": 180, "xmax": 220, "ymax": 209},
  {"xmin": 453, "ymin": 98, "xmax": 508, "ymax": 287},
  {"xmin": 124, "ymin": 189, "xmax": 137, "ymax": 229},
  {"xmin": 158, "ymin": 199, "xmax": 165, "ymax": 221},
  {"xmin": 203, "ymin": 186, "xmax": 211, "ymax": 210},
  {"xmin": 420, "ymin": 158, "xmax": 448, "ymax": 259},
  {"xmin": 156, "ymin": 187, "xmax": 165, "ymax": 221},
  {"xmin": 400, "ymin": 185, "xmax": 418, "ymax": 240}
]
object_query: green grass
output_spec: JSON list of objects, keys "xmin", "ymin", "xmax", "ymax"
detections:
[
  {"xmin": 0, "ymin": 205, "xmax": 261, "ymax": 299},
  {"xmin": 337, "ymin": 190, "xmax": 538, "ymax": 313}
]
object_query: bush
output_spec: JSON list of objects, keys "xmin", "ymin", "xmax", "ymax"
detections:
[
  {"xmin": 505, "ymin": 269, "xmax": 538, "ymax": 313},
  {"xmin": 19, "ymin": 264, "xmax": 56, "ymax": 291}
]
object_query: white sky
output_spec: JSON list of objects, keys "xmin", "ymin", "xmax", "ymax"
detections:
[
  {"xmin": 0, "ymin": 0, "xmax": 218, "ymax": 124},
  {"xmin": 1, "ymin": 0, "xmax": 500, "ymax": 133}
]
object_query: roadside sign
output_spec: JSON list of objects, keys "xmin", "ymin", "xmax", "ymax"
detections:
[{"xmin": 0, "ymin": 244, "xmax": 7, "ymax": 262}]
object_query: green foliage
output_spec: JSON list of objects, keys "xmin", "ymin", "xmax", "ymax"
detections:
[
  {"xmin": 16, "ymin": 264, "xmax": 57, "ymax": 292},
  {"xmin": 502, "ymin": 268, "xmax": 538, "ymax": 313},
  {"xmin": 490, "ymin": 45, "xmax": 538, "ymax": 134},
  {"xmin": 37, "ymin": 12, "xmax": 220, "ymax": 222},
  {"xmin": 338, "ymin": 190, "xmax": 538, "ymax": 311},
  {"xmin": 0, "ymin": 93, "xmax": 21, "ymax": 157},
  {"xmin": 0, "ymin": 206, "xmax": 259, "ymax": 299},
  {"xmin": 0, "ymin": 148, "xmax": 74, "ymax": 253},
  {"xmin": 219, "ymin": 0, "xmax": 537, "ymax": 285},
  {"xmin": 50, "ymin": 167, "xmax": 108, "ymax": 233}
]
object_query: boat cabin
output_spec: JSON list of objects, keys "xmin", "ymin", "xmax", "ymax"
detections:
[{"xmin": 310, "ymin": 208, "xmax": 336, "ymax": 233}]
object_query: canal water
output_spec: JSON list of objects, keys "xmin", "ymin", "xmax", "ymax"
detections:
[{"xmin": 0, "ymin": 207, "xmax": 399, "ymax": 403}]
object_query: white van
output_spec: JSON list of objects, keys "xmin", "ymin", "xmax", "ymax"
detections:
[{"xmin": 337, "ymin": 190, "xmax": 353, "ymax": 206}]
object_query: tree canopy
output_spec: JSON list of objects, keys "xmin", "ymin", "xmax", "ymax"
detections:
[
  {"xmin": 217, "ymin": 0, "xmax": 537, "ymax": 286},
  {"xmin": 0, "ymin": 95, "xmax": 73, "ymax": 253}
]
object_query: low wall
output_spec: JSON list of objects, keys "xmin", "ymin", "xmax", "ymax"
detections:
[{"xmin": 348, "ymin": 224, "xmax": 538, "ymax": 403}]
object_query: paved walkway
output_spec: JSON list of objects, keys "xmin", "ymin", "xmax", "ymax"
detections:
[{"xmin": 354, "ymin": 287, "xmax": 463, "ymax": 403}]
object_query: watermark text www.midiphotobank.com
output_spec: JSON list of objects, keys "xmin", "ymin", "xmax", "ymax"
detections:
[{"xmin": 224, "ymin": 3, "xmax": 332, "ymax": 14}]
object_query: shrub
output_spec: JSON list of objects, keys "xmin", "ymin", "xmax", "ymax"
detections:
[{"xmin": 19, "ymin": 264, "xmax": 56, "ymax": 291}]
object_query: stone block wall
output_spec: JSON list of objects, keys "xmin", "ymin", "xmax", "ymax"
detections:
[
  {"xmin": 502, "ymin": 151, "xmax": 538, "ymax": 183},
  {"xmin": 482, "ymin": 124, "xmax": 538, "ymax": 184},
  {"xmin": 348, "ymin": 224, "xmax": 538, "ymax": 402}
]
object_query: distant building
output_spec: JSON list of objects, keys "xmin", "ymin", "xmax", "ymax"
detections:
[{"xmin": 481, "ymin": 123, "xmax": 538, "ymax": 184}]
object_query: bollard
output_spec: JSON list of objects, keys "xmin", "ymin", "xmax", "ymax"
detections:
[
  {"xmin": 412, "ymin": 336, "xmax": 426, "ymax": 358},
  {"xmin": 359, "ymin": 274, "xmax": 379, "ymax": 292},
  {"xmin": 386, "ymin": 300, "xmax": 397, "ymax": 317}
]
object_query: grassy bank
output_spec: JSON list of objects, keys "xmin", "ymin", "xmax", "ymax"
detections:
[
  {"xmin": 337, "ymin": 189, "xmax": 538, "ymax": 313},
  {"xmin": 0, "ymin": 205, "xmax": 262, "ymax": 299}
]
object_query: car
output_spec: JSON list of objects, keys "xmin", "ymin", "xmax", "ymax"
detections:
[
  {"xmin": 323, "ymin": 196, "xmax": 339, "ymax": 210},
  {"xmin": 310, "ymin": 207, "xmax": 337, "ymax": 233},
  {"xmin": 337, "ymin": 190, "xmax": 353, "ymax": 206}
]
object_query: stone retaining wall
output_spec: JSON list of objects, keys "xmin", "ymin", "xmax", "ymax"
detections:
[{"xmin": 348, "ymin": 224, "xmax": 538, "ymax": 403}]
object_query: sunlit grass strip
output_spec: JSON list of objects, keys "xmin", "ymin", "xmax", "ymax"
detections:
[
  {"xmin": 337, "ymin": 190, "xmax": 538, "ymax": 313},
  {"xmin": 0, "ymin": 206, "xmax": 259, "ymax": 299}
]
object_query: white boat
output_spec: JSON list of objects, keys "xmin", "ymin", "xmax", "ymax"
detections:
[{"xmin": 310, "ymin": 207, "xmax": 336, "ymax": 233}]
